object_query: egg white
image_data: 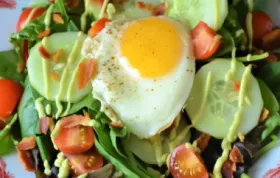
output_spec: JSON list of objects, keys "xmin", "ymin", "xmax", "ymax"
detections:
[{"xmin": 82, "ymin": 17, "xmax": 195, "ymax": 138}]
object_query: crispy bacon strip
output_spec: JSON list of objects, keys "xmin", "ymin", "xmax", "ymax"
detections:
[
  {"xmin": 263, "ymin": 29, "xmax": 280, "ymax": 50},
  {"xmin": 37, "ymin": 29, "xmax": 50, "ymax": 39},
  {"xmin": 196, "ymin": 133, "xmax": 211, "ymax": 152},
  {"xmin": 50, "ymin": 72, "xmax": 60, "ymax": 81},
  {"xmin": 221, "ymin": 160, "xmax": 236, "ymax": 178},
  {"xmin": 152, "ymin": 3, "xmax": 166, "ymax": 16},
  {"xmin": 233, "ymin": 80, "xmax": 240, "ymax": 92},
  {"xmin": 136, "ymin": 1, "xmax": 152, "ymax": 11},
  {"xmin": 17, "ymin": 136, "xmax": 36, "ymax": 151},
  {"xmin": 60, "ymin": 113, "xmax": 90, "ymax": 128},
  {"xmin": 17, "ymin": 148, "xmax": 36, "ymax": 172},
  {"xmin": 229, "ymin": 146, "xmax": 244, "ymax": 164},
  {"xmin": 52, "ymin": 49, "xmax": 63, "ymax": 63},
  {"xmin": 39, "ymin": 45, "xmax": 51, "ymax": 59},
  {"xmin": 39, "ymin": 117, "xmax": 53, "ymax": 135},
  {"xmin": 53, "ymin": 13, "xmax": 64, "ymax": 24},
  {"xmin": 77, "ymin": 60, "xmax": 97, "ymax": 90}
]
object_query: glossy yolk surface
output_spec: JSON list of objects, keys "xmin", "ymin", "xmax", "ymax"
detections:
[{"xmin": 120, "ymin": 17, "xmax": 184, "ymax": 78}]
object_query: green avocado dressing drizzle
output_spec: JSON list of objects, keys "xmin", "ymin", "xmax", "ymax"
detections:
[
  {"xmin": 44, "ymin": 4, "xmax": 54, "ymax": 29},
  {"xmin": 192, "ymin": 71, "xmax": 213, "ymax": 126},
  {"xmin": 35, "ymin": 97, "xmax": 46, "ymax": 118},
  {"xmin": 42, "ymin": 37, "xmax": 51, "ymax": 99},
  {"xmin": 213, "ymin": 64, "xmax": 252, "ymax": 178},
  {"xmin": 55, "ymin": 32, "xmax": 86, "ymax": 118},
  {"xmin": 214, "ymin": 0, "xmax": 220, "ymax": 30},
  {"xmin": 246, "ymin": 0, "xmax": 254, "ymax": 51},
  {"xmin": 81, "ymin": 0, "xmax": 90, "ymax": 32}
]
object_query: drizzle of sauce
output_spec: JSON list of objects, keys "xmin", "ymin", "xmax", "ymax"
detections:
[
  {"xmin": 44, "ymin": 160, "xmax": 51, "ymax": 176},
  {"xmin": 24, "ymin": 7, "xmax": 39, "ymax": 28},
  {"xmin": 35, "ymin": 97, "xmax": 46, "ymax": 118},
  {"xmin": 246, "ymin": 0, "xmax": 254, "ymax": 51},
  {"xmin": 213, "ymin": 64, "xmax": 252, "ymax": 178},
  {"xmin": 42, "ymin": 37, "xmax": 51, "ymax": 99}
]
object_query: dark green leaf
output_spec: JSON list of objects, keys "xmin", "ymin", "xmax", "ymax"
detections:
[
  {"xmin": 0, "ymin": 134, "xmax": 15, "ymax": 156},
  {"xmin": 258, "ymin": 62, "xmax": 280, "ymax": 88},
  {"xmin": 0, "ymin": 50, "xmax": 25, "ymax": 81},
  {"xmin": 68, "ymin": 95, "xmax": 101, "ymax": 115},
  {"xmin": 18, "ymin": 80, "xmax": 41, "ymax": 137},
  {"xmin": 257, "ymin": 78, "xmax": 279, "ymax": 113},
  {"xmin": 254, "ymin": 0, "xmax": 266, "ymax": 11},
  {"xmin": 261, "ymin": 114, "xmax": 280, "ymax": 141},
  {"xmin": 36, "ymin": 135, "xmax": 56, "ymax": 162}
]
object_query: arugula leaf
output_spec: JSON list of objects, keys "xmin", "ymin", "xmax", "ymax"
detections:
[
  {"xmin": 0, "ymin": 50, "xmax": 25, "ymax": 81},
  {"xmin": 257, "ymin": 79, "xmax": 279, "ymax": 113},
  {"xmin": 18, "ymin": 79, "xmax": 41, "ymax": 137}
]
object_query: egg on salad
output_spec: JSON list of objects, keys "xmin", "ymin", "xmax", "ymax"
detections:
[{"xmin": 82, "ymin": 16, "xmax": 195, "ymax": 138}]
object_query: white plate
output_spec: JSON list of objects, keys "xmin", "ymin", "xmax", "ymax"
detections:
[{"xmin": 0, "ymin": 0, "xmax": 280, "ymax": 178}]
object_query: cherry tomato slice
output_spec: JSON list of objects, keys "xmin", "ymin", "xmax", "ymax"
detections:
[
  {"xmin": 0, "ymin": 79, "xmax": 23, "ymax": 119},
  {"xmin": 16, "ymin": 7, "xmax": 45, "ymax": 32},
  {"xmin": 88, "ymin": 17, "xmax": 110, "ymax": 37},
  {"xmin": 252, "ymin": 11, "xmax": 274, "ymax": 46},
  {"xmin": 53, "ymin": 125, "xmax": 94, "ymax": 154},
  {"xmin": 65, "ymin": 149, "xmax": 103, "ymax": 176},
  {"xmin": 170, "ymin": 144, "xmax": 208, "ymax": 178},
  {"xmin": 191, "ymin": 21, "xmax": 221, "ymax": 60}
]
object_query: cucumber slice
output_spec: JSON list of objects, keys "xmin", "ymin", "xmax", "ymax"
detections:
[
  {"xmin": 126, "ymin": 115, "xmax": 191, "ymax": 165},
  {"xmin": 165, "ymin": 0, "xmax": 228, "ymax": 30},
  {"xmin": 27, "ymin": 32, "xmax": 91, "ymax": 103},
  {"xmin": 185, "ymin": 59, "xmax": 263, "ymax": 139}
]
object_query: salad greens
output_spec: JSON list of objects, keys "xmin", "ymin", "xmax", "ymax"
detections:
[{"xmin": 0, "ymin": 0, "xmax": 279, "ymax": 178}]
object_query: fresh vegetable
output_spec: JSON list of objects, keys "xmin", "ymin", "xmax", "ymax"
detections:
[
  {"xmin": 65, "ymin": 149, "xmax": 104, "ymax": 176},
  {"xmin": 169, "ymin": 144, "xmax": 208, "ymax": 178},
  {"xmin": 191, "ymin": 21, "xmax": 221, "ymax": 60},
  {"xmin": 16, "ymin": 7, "xmax": 46, "ymax": 31},
  {"xmin": 0, "ymin": 79, "xmax": 23, "ymax": 119},
  {"xmin": 53, "ymin": 125, "xmax": 95, "ymax": 154},
  {"xmin": 88, "ymin": 17, "xmax": 110, "ymax": 37},
  {"xmin": 252, "ymin": 11, "xmax": 273, "ymax": 45},
  {"xmin": 27, "ymin": 32, "xmax": 92, "ymax": 102},
  {"xmin": 165, "ymin": 0, "xmax": 228, "ymax": 30},
  {"xmin": 186, "ymin": 59, "xmax": 263, "ymax": 138}
]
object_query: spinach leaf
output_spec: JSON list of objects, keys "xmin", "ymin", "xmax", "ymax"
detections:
[
  {"xmin": 68, "ymin": 95, "xmax": 101, "ymax": 115},
  {"xmin": 261, "ymin": 114, "xmax": 280, "ymax": 141},
  {"xmin": 257, "ymin": 79, "xmax": 279, "ymax": 113},
  {"xmin": 0, "ymin": 50, "xmax": 25, "ymax": 81},
  {"xmin": 0, "ymin": 134, "xmax": 15, "ymax": 156},
  {"xmin": 36, "ymin": 135, "xmax": 56, "ymax": 162},
  {"xmin": 109, "ymin": 127, "xmax": 128, "ymax": 158},
  {"xmin": 18, "ymin": 80, "xmax": 41, "ymax": 137}
]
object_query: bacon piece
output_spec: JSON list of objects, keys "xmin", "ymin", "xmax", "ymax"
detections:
[
  {"xmin": 39, "ymin": 45, "xmax": 51, "ymax": 59},
  {"xmin": 259, "ymin": 107, "xmax": 269, "ymax": 123},
  {"xmin": 196, "ymin": 133, "xmax": 211, "ymax": 152},
  {"xmin": 53, "ymin": 13, "xmax": 64, "ymax": 24},
  {"xmin": 50, "ymin": 72, "xmax": 60, "ymax": 81},
  {"xmin": 0, "ymin": 0, "xmax": 16, "ymax": 9},
  {"xmin": 37, "ymin": 29, "xmax": 50, "ymax": 39},
  {"xmin": 110, "ymin": 122, "xmax": 124, "ymax": 128},
  {"xmin": 17, "ymin": 148, "xmax": 36, "ymax": 172},
  {"xmin": 39, "ymin": 117, "xmax": 53, "ymax": 135},
  {"xmin": 229, "ymin": 146, "xmax": 244, "ymax": 164},
  {"xmin": 17, "ymin": 136, "xmax": 36, "ymax": 151},
  {"xmin": 233, "ymin": 80, "xmax": 240, "ymax": 92},
  {"xmin": 136, "ymin": 1, "xmax": 152, "ymax": 11},
  {"xmin": 152, "ymin": 3, "xmax": 166, "ymax": 16},
  {"xmin": 60, "ymin": 113, "xmax": 90, "ymax": 128},
  {"xmin": 52, "ymin": 49, "xmax": 63, "ymax": 63},
  {"xmin": 221, "ymin": 160, "xmax": 236, "ymax": 178},
  {"xmin": 77, "ymin": 60, "xmax": 97, "ymax": 90}
]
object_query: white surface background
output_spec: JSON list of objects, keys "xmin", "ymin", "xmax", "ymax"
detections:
[{"xmin": 0, "ymin": 0, "xmax": 280, "ymax": 178}]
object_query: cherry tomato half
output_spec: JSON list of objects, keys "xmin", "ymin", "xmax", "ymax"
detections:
[
  {"xmin": 65, "ymin": 149, "xmax": 103, "ymax": 176},
  {"xmin": 170, "ymin": 144, "xmax": 208, "ymax": 178},
  {"xmin": 53, "ymin": 125, "xmax": 94, "ymax": 154},
  {"xmin": 0, "ymin": 79, "xmax": 23, "ymax": 119},
  {"xmin": 16, "ymin": 7, "xmax": 45, "ymax": 32},
  {"xmin": 252, "ymin": 11, "xmax": 274, "ymax": 46},
  {"xmin": 191, "ymin": 21, "xmax": 221, "ymax": 60}
]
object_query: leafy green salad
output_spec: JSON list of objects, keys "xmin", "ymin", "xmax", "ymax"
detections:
[{"xmin": 0, "ymin": 0, "xmax": 280, "ymax": 178}]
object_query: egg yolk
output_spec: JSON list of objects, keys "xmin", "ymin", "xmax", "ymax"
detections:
[{"xmin": 120, "ymin": 17, "xmax": 184, "ymax": 78}]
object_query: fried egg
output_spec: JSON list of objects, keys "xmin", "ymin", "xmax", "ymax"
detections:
[{"xmin": 82, "ymin": 16, "xmax": 195, "ymax": 138}]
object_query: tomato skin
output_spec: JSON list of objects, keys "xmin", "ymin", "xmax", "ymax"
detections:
[
  {"xmin": 191, "ymin": 21, "xmax": 221, "ymax": 60},
  {"xmin": 0, "ymin": 79, "xmax": 23, "ymax": 119},
  {"xmin": 53, "ymin": 125, "xmax": 95, "ymax": 154},
  {"xmin": 252, "ymin": 11, "xmax": 274, "ymax": 45},
  {"xmin": 65, "ymin": 149, "xmax": 103, "ymax": 176},
  {"xmin": 170, "ymin": 144, "xmax": 208, "ymax": 178},
  {"xmin": 16, "ymin": 7, "xmax": 45, "ymax": 32},
  {"xmin": 88, "ymin": 17, "xmax": 110, "ymax": 37}
]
